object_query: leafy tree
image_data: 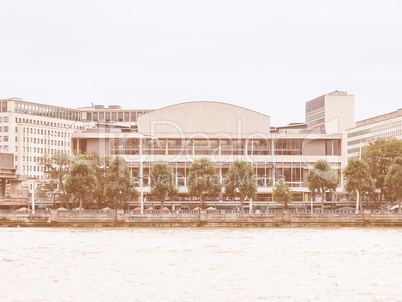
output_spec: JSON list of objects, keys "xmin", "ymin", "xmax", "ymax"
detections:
[
  {"xmin": 188, "ymin": 158, "xmax": 222, "ymax": 209},
  {"xmin": 343, "ymin": 158, "xmax": 375, "ymax": 211},
  {"xmin": 150, "ymin": 161, "xmax": 178, "ymax": 209},
  {"xmin": 79, "ymin": 152, "xmax": 112, "ymax": 207},
  {"xmin": 224, "ymin": 160, "xmax": 257, "ymax": 210},
  {"xmin": 307, "ymin": 159, "xmax": 339, "ymax": 210},
  {"xmin": 362, "ymin": 137, "xmax": 402, "ymax": 202},
  {"xmin": 272, "ymin": 178, "xmax": 293, "ymax": 208},
  {"xmin": 40, "ymin": 153, "xmax": 72, "ymax": 208},
  {"xmin": 105, "ymin": 156, "xmax": 138, "ymax": 209},
  {"xmin": 65, "ymin": 159, "xmax": 97, "ymax": 209},
  {"xmin": 385, "ymin": 157, "xmax": 402, "ymax": 213}
]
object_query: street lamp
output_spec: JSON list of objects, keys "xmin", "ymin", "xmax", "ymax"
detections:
[
  {"xmin": 140, "ymin": 135, "xmax": 162, "ymax": 214},
  {"xmin": 28, "ymin": 176, "xmax": 39, "ymax": 214}
]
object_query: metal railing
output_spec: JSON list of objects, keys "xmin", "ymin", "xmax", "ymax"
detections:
[
  {"xmin": 290, "ymin": 209, "xmax": 363, "ymax": 214},
  {"xmin": 371, "ymin": 209, "xmax": 399, "ymax": 214},
  {"xmin": 58, "ymin": 210, "xmax": 116, "ymax": 214},
  {"xmin": 207, "ymin": 210, "xmax": 282, "ymax": 214}
]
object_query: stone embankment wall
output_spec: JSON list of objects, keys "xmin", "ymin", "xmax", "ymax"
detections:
[{"xmin": 1, "ymin": 210, "xmax": 402, "ymax": 227}]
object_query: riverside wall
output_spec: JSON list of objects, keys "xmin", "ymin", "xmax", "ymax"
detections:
[{"xmin": 1, "ymin": 210, "xmax": 402, "ymax": 227}]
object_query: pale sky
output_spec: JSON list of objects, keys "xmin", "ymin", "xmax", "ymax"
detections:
[{"xmin": 1, "ymin": 0, "xmax": 401, "ymax": 126}]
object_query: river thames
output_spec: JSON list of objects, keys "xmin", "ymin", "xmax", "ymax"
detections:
[{"xmin": 1, "ymin": 228, "xmax": 401, "ymax": 301}]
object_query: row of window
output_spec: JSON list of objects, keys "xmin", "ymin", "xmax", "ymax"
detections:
[
  {"xmin": 22, "ymin": 136, "xmax": 69, "ymax": 147},
  {"xmin": 347, "ymin": 120, "xmax": 402, "ymax": 138},
  {"xmin": 23, "ymin": 127, "xmax": 71, "ymax": 137},
  {"xmin": 14, "ymin": 102, "xmax": 82, "ymax": 121},
  {"xmin": 86, "ymin": 110, "xmax": 150, "ymax": 123},
  {"xmin": 0, "ymin": 126, "xmax": 8, "ymax": 132},
  {"xmin": 15, "ymin": 117, "xmax": 84, "ymax": 130},
  {"xmin": 0, "ymin": 136, "xmax": 8, "ymax": 142},
  {"xmin": 347, "ymin": 130, "xmax": 402, "ymax": 147},
  {"xmin": 108, "ymin": 138, "xmax": 337, "ymax": 156},
  {"xmin": 0, "ymin": 116, "xmax": 9, "ymax": 122}
]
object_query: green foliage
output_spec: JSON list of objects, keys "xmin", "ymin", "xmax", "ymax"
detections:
[
  {"xmin": 105, "ymin": 156, "xmax": 138, "ymax": 208},
  {"xmin": 272, "ymin": 178, "xmax": 293, "ymax": 207},
  {"xmin": 79, "ymin": 152, "xmax": 112, "ymax": 207},
  {"xmin": 385, "ymin": 157, "xmax": 402, "ymax": 213},
  {"xmin": 307, "ymin": 159, "xmax": 339, "ymax": 210},
  {"xmin": 39, "ymin": 153, "xmax": 72, "ymax": 207},
  {"xmin": 188, "ymin": 158, "xmax": 222, "ymax": 208},
  {"xmin": 65, "ymin": 159, "xmax": 97, "ymax": 209},
  {"xmin": 362, "ymin": 137, "xmax": 402, "ymax": 201},
  {"xmin": 150, "ymin": 161, "xmax": 178, "ymax": 209},
  {"xmin": 343, "ymin": 158, "xmax": 375, "ymax": 210},
  {"xmin": 224, "ymin": 160, "xmax": 257, "ymax": 210}
]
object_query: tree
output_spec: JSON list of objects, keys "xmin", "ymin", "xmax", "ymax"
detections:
[
  {"xmin": 224, "ymin": 160, "xmax": 257, "ymax": 210},
  {"xmin": 272, "ymin": 178, "xmax": 293, "ymax": 208},
  {"xmin": 150, "ymin": 161, "xmax": 178, "ymax": 209},
  {"xmin": 105, "ymin": 156, "xmax": 138, "ymax": 209},
  {"xmin": 188, "ymin": 158, "xmax": 222, "ymax": 209},
  {"xmin": 307, "ymin": 160, "xmax": 340, "ymax": 210},
  {"xmin": 362, "ymin": 137, "xmax": 402, "ymax": 203},
  {"xmin": 79, "ymin": 152, "xmax": 112, "ymax": 207},
  {"xmin": 64, "ymin": 159, "xmax": 97, "ymax": 209},
  {"xmin": 385, "ymin": 157, "xmax": 402, "ymax": 213},
  {"xmin": 40, "ymin": 153, "xmax": 72, "ymax": 208},
  {"xmin": 343, "ymin": 158, "xmax": 375, "ymax": 211}
]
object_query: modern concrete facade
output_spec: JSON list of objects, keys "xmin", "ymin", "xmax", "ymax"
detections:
[
  {"xmin": 73, "ymin": 101, "xmax": 343, "ymax": 202},
  {"xmin": 0, "ymin": 91, "xmax": 372, "ymax": 206},
  {"xmin": 0, "ymin": 98, "xmax": 85, "ymax": 179},
  {"xmin": 346, "ymin": 108, "xmax": 402, "ymax": 160}
]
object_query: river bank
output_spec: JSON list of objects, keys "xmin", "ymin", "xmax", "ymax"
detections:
[{"xmin": 1, "ymin": 209, "xmax": 402, "ymax": 227}]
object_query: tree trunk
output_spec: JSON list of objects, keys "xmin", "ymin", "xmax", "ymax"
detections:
[
  {"xmin": 161, "ymin": 192, "xmax": 166, "ymax": 209},
  {"xmin": 359, "ymin": 193, "xmax": 363, "ymax": 212},
  {"xmin": 399, "ymin": 199, "xmax": 401, "ymax": 214},
  {"xmin": 200, "ymin": 194, "xmax": 204, "ymax": 209},
  {"xmin": 79, "ymin": 196, "xmax": 83, "ymax": 210},
  {"xmin": 240, "ymin": 196, "xmax": 244, "ymax": 211}
]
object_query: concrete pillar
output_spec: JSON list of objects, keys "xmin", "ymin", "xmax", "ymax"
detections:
[
  {"xmin": 9, "ymin": 180, "xmax": 22, "ymax": 197},
  {"xmin": 51, "ymin": 209, "xmax": 58, "ymax": 222},
  {"xmin": 200, "ymin": 209, "xmax": 208, "ymax": 223},
  {"xmin": 0, "ymin": 179, "xmax": 6, "ymax": 197},
  {"xmin": 116, "ymin": 209, "xmax": 124, "ymax": 222},
  {"xmin": 282, "ymin": 207, "xmax": 290, "ymax": 223}
]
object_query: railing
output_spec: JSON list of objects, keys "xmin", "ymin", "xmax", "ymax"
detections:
[
  {"xmin": 290, "ymin": 209, "xmax": 363, "ymax": 214},
  {"xmin": 371, "ymin": 209, "xmax": 398, "ymax": 214},
  {"xmin": 207, "ymin": 210, "xmax": 282, "ymax": 214},
  {"xmin": 0, "ymin": 209, "xmax": 51, "ymax": 214},
  {"xmin": 59, "ymin": 210, "xmax": 116, "ymax": 214}
]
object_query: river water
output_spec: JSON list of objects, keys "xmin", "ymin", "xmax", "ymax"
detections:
[{"xmin": 1, "ymin": 228, "xmax": 402, "ymax": 301}]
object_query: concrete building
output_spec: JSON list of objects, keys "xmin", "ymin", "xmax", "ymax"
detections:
[
  {"xmin": 0, "ymin": 98, "xmax": 85, "ymax": 179},
  {"xmin": 73, "ymin": 101, "xmax": 343, "ymax": 203},
  {"xmin": 1, "ymin": 92, "xmax": 356, "ymax": 207},
  {"xmin": 306, "ymin": 90, "xmax": 355, "ymax": 134},
  {"xmin": 346, "ymin": 108, "xmax": 402, "ymax": 160}
]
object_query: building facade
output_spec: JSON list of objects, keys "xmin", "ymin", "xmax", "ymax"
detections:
[
  {"xmin": 346, "ymin": 108, "xmax": 402, "ymax": 160},
  {"xmin": 73, "ymin": 101, "xmax": 343, "ymax": 203},
  {"xmin": 0, "ymin": 92, "xmax": 360, "ymax": 206}
]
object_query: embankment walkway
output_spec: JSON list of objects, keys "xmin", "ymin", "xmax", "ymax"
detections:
[{"xmin": 1, "ymin": 209, "xmax": 402, "ymax": 227}]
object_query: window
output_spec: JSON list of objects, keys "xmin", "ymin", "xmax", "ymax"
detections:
[
  {"xmin": 4, "ymin": 116, "xmax": 8, "ymax": 122},
  {"xmin": 4, "ymin": 136, "xmax": 8, "ymax": 142}
]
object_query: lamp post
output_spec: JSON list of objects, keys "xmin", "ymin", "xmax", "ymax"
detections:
[
  {"xmin": 140, "ymin": 135, "xmax": 162, "ymax": 214},
  {"xmin": 28, "ymin": 176, "xmax": 39, "ymax": 214}
]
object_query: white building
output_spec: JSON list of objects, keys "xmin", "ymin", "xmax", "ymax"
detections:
[{"xmin": 346, "ymin": 108, "xmax": 402, "ymax": 160}]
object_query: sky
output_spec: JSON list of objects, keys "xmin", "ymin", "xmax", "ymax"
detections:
[{"xmin": 1, "ymin": 0, "xmax": 401, "ymax": 126}]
